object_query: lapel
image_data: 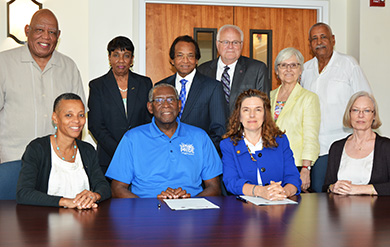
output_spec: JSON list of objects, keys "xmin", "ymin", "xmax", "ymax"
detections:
[
  {"xmin": 274, "ymin": 83, "xmax": 302, "ymax": 122},
  {"xmin": 235, "ymin": 139, "xmax": 250, "ymax": 157},
  {"xmin": 125, "ymin": 71, "xmax": 141, "ymax": 124},
  {"xmin": 230, "ymin": 56, "xmax": 246, "ymax": 106},
  {"xmin": 164, "ymin": 74, "xmax": 176, "ymax": 87},
  {"xmin": 104, "ymin": 70, "xmax": 128, "ymax": 122},
  {"xmin": 208, "ymin": 58, "xmax": 218, "ymax": 77},
  {"xmin": 181, "ymin": 72, "xmax": 203, "ymax": 121}
]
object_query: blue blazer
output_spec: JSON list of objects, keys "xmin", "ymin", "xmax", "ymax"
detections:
[
  {"xmin": 88, "ymin": 69, "xmax": 152, "ymax": 172},
  {"xmin": 220, "ymin": 134, "xmax": 301, "ymax": 195},
  {"xmin": 157, "ymin": 71, "xmax": 227, "ymax": 151}
]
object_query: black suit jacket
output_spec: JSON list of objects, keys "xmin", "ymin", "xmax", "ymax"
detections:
[
  {"xmin": 88, "ymin": 69, "xmax": 152, "ymax": 172},
  {"xmin": 157, "ymin": 71, "xmax": 227, "ymax": 151},
  {"xmin": 197, "ymin": 56, "xmax": 270, "ymax": 113},
  {"xmin": 323, "ymin": 133, "xmax": 390, "ymax": 195}
]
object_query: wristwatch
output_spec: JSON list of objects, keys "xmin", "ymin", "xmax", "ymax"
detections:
[{"xmin": 302, "ymin": 165, "xmax": 311, "ymax": 171}]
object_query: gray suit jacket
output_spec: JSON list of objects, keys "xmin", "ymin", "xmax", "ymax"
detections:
[
  {"xmin": 157, "ymin": 71, "xmax": 227, "ymax": 152},
  {"xmin": 197, "ymin": 56, "xmax": 270, "ymax": 113}
]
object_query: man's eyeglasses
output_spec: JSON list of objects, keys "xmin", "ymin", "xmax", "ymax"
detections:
[
  {"xmin": 218, "ymin": 40, "xmax": 242, "ymax": 47},
  {"xmin": 278, "ymin": 63, "xmax": 300, "ymax": 70},
  {"xmin": 152, "ymin": 97, "xmax": 177, "ymax": 105},
  {"xmin": 350, "ymin": 108, "xmax": 374, "ymax": 115}
]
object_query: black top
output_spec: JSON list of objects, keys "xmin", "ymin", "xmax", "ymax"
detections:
[
  {"xmin": 16, "ymin": 135, "xmax": 111, "ymax": 207},
  {"xmin": 323, "ymin": 133, "xmax": 390, "ymax": 195}
]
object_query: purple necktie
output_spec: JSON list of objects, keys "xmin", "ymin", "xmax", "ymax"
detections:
[{"xmin": 221, "ymin": 66, "xmax": 230, "ymax": 103}]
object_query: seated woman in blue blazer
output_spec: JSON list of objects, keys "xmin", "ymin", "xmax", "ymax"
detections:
[
  {"xmin": 17, "ymin": 93, "xmax": 111, "ymax": 209},
  {"xmin": 221, "ymin": 89, "xmax": 301, "ymax": 200}
]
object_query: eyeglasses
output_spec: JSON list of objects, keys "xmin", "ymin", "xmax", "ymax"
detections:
[
  {"xmin": 175, "ymin": 53, "xmax": 196, "ymax": 60},
  {"xmin": 152, "ymin": 97, "xmax": 177, "ymax": 105},
  {"xmin": 278, "ymin": 63, "xmax": 301, "ymax": 70},
  {"xmin": 218, "ymin": 40, "xmax": 242, "ymax": 47},
  {"xmin": 350, "ymin": 108, "xmax": 374, "ymax": 115}
]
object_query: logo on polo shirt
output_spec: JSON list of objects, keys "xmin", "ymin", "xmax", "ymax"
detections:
[{"xmin": 180, "ymin": 143, "xmax": 195, "ymax": 155}]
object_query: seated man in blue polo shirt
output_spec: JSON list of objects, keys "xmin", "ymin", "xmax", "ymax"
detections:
[{"xmin": 106, "ymin": 83, "xmax": 222, "ymax": 198}]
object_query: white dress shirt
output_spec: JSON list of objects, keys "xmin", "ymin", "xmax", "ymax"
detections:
[
  {"xmin": 301, "ymin": 51, "xmax": 372, "ymax": 155},
  {"xmin": 175, "ymin": 69, "xmax": 196, "ymax": 97},
  {"xmin": 216, "ymin": 57, "xmax": 238, "ymax": 87}
]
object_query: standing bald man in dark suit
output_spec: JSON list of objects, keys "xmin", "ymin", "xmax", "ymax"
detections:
[
  {"xmin": 198, "ymin": 25, "xmax": 270, "ymax": 114},
  {"xmin": 157, "ymin": 35, "xmax": 227, "ymax": 152}
]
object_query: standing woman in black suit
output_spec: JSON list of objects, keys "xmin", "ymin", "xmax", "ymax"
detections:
[{"xmin": 88, "ymin": 36, "xmax": 152, "ymax": 173}]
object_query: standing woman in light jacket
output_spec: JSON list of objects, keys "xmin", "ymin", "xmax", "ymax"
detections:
[
  {"xmin": 221, "ymin": 89, "xmax": 301, "ymax": 200},
  {"xmin": 17, "ymin": 93, "xmax": 111, "ymax": 208},
  {"xmin": 270, "ymin": 47, "xmax": 320, "ymax": 192}
]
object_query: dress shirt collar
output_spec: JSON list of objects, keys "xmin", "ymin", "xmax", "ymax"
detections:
[
  {"xmin": 243, "ymin": 136, "xmax": 263, "ymax": 153},
  {"xmin": 175, "ymin": 69, "xmax": 196, "ymax": 96},
  {"xmin": 217, "ymin": 57, "xmax": 237, "ymax": 83},
  {"xmin": 217, "ymin": 57, "xmax": 238, "ymax": 70},
  {"xmin": 21, "ymin": 45, "xmax": 60, "ymax": 68},
  {"xmin": 175, "ymin": 68, "xmax": 196, "ymax": 84}
]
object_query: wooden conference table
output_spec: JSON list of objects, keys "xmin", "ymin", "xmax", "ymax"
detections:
[{"xmin": 1, "ymin": 193, "xmax": 390, "ymax": 247}]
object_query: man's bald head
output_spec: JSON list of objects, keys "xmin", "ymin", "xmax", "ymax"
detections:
[
  {"xmin": 25, "ymin": 9, "xmax": 61, "ymax": 65},
  {"xmin": 29, "ymin": 9, "xmax": 59, "ymax": 30}
]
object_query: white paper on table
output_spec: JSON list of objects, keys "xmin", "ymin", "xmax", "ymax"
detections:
[
  {"xmin": 240, "ymin": 195, "xmax": 298, "ymax": 206},
  {"xmin": 163, "ymin": 198, "xmax": 220, "ymax": 210}
]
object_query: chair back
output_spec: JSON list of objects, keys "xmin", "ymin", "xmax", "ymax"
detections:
[{"xmin": 0, "ymin": 160, "xmax": 22, "ymax": 200}]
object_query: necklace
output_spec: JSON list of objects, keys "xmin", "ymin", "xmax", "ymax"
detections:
[
  {"xmin": 246, "ymin": 145, "xmax": 257, "ymax": 162},
  {"xmin": 54, "ymin": 134, "xmax": 77, "ymax": 162},
  {"xmin": 118, "ymin": 86, "xmax": 128, "ymax": 92}
]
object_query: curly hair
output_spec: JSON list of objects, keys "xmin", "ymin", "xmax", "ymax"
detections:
[{"xmin": 223, "ymin": 89, "xmax": 284, "ymax": 148}]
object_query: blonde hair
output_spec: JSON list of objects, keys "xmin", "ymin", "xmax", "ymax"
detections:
[{"xmin": 343, "ymin": 91, "xmax": 382, "ymax": 129}]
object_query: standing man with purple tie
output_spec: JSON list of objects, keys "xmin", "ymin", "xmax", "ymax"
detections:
[
  {"xmin": 157, "ymin": 35, "xmax": 227, "ymax": 152},
  {"xmin": 198, "ymin": 24, "xmax": 270, "ymax": 114}
]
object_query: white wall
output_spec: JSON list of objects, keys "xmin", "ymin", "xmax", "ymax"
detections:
[{"xmin": 359, "ymin": 1, "xmax": 390, "ymax": 137}]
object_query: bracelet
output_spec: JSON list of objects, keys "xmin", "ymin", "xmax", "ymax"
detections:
[{"xmin": 252, "ymin": 185, "xmax": 257, "ymax": 197}]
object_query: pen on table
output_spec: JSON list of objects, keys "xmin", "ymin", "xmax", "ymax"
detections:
[{"xmin": 236, "ymin": 196, "xmax": 248, "ymax": 203}]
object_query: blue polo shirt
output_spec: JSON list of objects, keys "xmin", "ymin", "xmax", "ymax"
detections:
[{"xmin": 105, "ymin": 117, "xmax": 222, "ymax": 198}]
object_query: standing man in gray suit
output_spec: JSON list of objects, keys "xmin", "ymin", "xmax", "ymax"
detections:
[
  {"xmin": 157, "ymin": 35, "xmax": 227, "ymax": 152},
  {"xmin": 198, "ymin": 24, "xmax": 270, "ymax": 113}
]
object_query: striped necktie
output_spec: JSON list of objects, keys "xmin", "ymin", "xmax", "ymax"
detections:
[
  {"xmin": 179, "ymin": 79, "xmax": 188, "ymax": 118},
  {"xmin": 221, "ymin": 65, "xmax": 230, "ymax": 103}
]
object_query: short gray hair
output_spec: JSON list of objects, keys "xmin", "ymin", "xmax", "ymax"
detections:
[
  {"xmin": 308, "ymin": 22, "xmax": 333, "ymax": 40},
  {"xmin": 274, "ymin": 47, "xmax": 304, "ymax": 74},
  {"xmin": 217, "ymin": 24, "xmax": 244, "ymax": 42},
  {"xmin": 148, "ymin": 83, "xmax": 179, "ymax": 102}
]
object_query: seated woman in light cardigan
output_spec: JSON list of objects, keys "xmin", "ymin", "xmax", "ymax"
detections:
[
  {"xmin": 323, "ymin": 91, "xmax": 390, "ymax": 195},
  {"xmin": 17, "ymin": 93, "xmax": 111, "ymax": 208}
]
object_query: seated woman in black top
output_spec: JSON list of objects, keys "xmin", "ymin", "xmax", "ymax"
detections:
[
  {"xmin": 324, "ymin": 91, "xmax": 390, "ymax": 195},
  {"xmin": 17, "ymin": 93, "xmax": 111, "ymax": 209}
]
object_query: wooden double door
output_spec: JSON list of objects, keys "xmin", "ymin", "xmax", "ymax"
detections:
[{"xmin": 146, "ymin": 3, "xmax": 317, "ymax": 88}]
